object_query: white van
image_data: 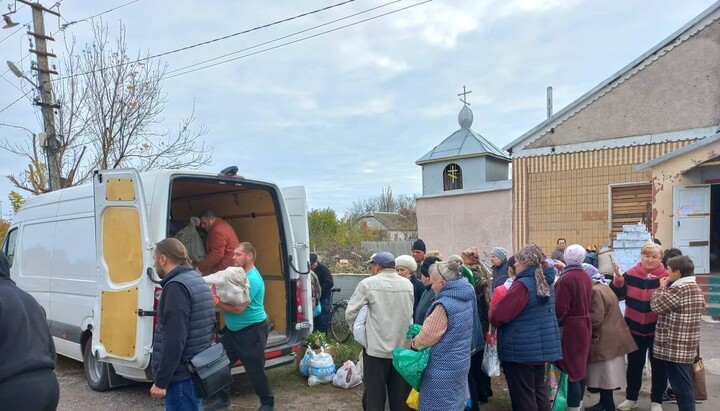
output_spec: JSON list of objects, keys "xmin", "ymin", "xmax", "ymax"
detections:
[{"xmin": 1, "ymin": 168, "xmax": 314, "ymax": 390}]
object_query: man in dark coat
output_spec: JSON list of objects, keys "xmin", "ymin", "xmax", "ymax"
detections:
[
  {"xmin": 310, "ymin": 253, "xmax": 334, "ymax": 333},
  {"xmin": 412, "ymin": 239, "xmax": 427, "ymax": 279},
  {"xmin": 0, "ymin": 251, "xmax": 59, "ymax": 410}
]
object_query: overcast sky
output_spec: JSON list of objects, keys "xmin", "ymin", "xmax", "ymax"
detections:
[{"xmin": 0, "ymin": 0, "xmax": 716, "ymax": 217}]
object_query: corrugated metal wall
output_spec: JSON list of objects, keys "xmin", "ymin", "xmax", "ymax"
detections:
[{"xmin": 512, "ymin": 140, "xmax": 694, "ymax": 252}]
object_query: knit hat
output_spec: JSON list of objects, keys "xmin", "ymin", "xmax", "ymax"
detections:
[
  {"xmin": 420, "ymin": 256, "xmax": 441, "ymax": 277},
  {"xmin": 412, "ymin": 239, "xmax": 426, "ymax": 253},
  {"xmin": 309, "ymin": 252, "xmax": 318, "ymax": 264},
  {"xmin": 564, "ymin": 244, "xmax": 587, "ymax": 266},
  {"xmin": 490, "ymin": 247, "xmax": 509, "ymax": 263},
  {"xmin": 395, "ymin": 255, "xmax": 417, "ymax": 272}
]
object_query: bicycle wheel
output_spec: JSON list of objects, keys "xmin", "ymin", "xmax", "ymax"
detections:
[{"xmin": 329, "ymin": 303, "xmax": 351, "ymax": 343}]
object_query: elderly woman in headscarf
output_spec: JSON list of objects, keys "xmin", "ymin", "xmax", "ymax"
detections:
[
  {"xmin": 410, "ymin": 255, "xmax": 475, "ymax": 411},
  {"xmin": 462, "ymin": 246, "xmax": 493, "ymax": 404},
  {"xmin": 554, "ymin": 244, "xmax": 594, "ymax": 411},
  {"xmin": 489, "ymin": 244, "xmax": 561, "ymax": 411},
  {"xmin": 489, "ymin": 247, "xmax": 510, "ymax": 290}
]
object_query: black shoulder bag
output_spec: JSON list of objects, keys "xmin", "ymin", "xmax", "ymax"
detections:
[{"xmin": 186, "ymin": 342, "xmax": 233, "ymax": 399}]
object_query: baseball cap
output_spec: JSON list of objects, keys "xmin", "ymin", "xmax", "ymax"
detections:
[{"xmin": 366, "ymin": 251, "xmax": 396, "ymax": 268}]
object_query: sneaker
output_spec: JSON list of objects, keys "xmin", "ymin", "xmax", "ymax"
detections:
[
  {"xmin": 662, "ymin": 390, "xmax": 677, "ymax": 404},
  {"xmin": 650, "ymin": 403, "xmax": 664, "ymax": 411},
  {"xmin": 617, "ymin": 400, "xmax": 638, "ymax": 410}
]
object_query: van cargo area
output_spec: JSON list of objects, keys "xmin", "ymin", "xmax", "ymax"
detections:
[{"xmin": 168, "ymin": 177, "xmax": 292, "ymax": 347}]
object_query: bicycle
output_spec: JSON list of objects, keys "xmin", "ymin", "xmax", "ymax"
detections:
[{"xmin": 328, "ymin": 287, "xmax": 351, "ymax": 343}]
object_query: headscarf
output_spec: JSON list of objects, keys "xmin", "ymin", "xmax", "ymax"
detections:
[
  {"xmin": 490, "ymin": 247, "xmax": 509, "ymax": 264},
  {"xmin": 582, "ymin": 263, "xmax": 605, "ymax": 283},
  {"xmin": 462, "ymin": 246, "xmax": 481, "ymax": 266},
  {"xmin": 564, "ymin": 244, "xmax": 587, "ymax": 266},
  {"xmin": 514, "ymin": 244, "xmax": 550, "ymax": 299}
]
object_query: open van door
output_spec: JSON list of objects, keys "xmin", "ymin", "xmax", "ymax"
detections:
[
  {"xmin": 673, "ymin": 185, "xmax": 710, "ymax": 274},
  {"xmin": 281, "ymin": 186, "xmax": 313, "ymax": 334},
  {"xmin": 91, "ymin": 169, "xmax": 155, "ymax": 371}
]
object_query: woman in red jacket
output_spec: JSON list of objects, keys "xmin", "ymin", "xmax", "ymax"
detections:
[
  {"xmin": 610, "ymin": 242, "xmax": 668, "ymax": 411},
  {"xmin": 554, "ymin": 244, "xmax": 593, "ymax": 411}
]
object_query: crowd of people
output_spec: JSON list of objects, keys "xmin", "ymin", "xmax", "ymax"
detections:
[{"xmin": 345, "ymin": 238, "xmax": 707, "ymax": 411}]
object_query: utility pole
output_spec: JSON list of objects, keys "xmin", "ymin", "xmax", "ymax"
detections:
[{"xmin": 18, "ymin": 0, "xmax": 62, "ymax": 191}]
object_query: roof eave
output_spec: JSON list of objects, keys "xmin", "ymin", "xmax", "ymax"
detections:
[
  {"xmin": 636, "ymin": 130, "xmax": 720, "ymax": 171},
  {"xmin": 504, "ymin": 1, "xmax": 720, "ymax": 153}
]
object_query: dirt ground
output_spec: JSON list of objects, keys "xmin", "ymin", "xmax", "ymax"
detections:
[{"xmin": 55, "ymin": 355, "xmax": 512, "ymax": 411}]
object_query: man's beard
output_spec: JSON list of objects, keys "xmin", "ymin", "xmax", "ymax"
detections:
[{"xmin": 156, "ymin": 267, "xmax": 166, "ymax": 278}]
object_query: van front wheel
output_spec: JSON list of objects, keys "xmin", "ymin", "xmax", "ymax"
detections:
[{"xmin": 83, "ymin": 341, "xmax": 111, "ymax": 391}]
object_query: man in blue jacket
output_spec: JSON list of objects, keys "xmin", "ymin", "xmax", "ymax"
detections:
[{"xmin": 150, "ymin": 238, "xmax": 215, "ymax": 410}]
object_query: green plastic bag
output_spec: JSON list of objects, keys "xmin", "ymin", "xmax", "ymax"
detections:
[
  {"xmin": 548, "ymin": 364, "xmax": 568, "ymax": 411},
  {"xmin": 406, "ymin": 324, "xmax": 422, "ymax": 339},
  {"xmin": 392, "ymin": 347, "xmax": 430, "ymax": 391}
]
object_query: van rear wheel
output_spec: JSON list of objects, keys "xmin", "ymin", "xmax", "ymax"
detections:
[{"xmin": 84, "ymin": 341, "xmax": 111, "ymax": 391}]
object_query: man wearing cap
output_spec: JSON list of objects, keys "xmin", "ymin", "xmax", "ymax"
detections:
[
  {"xmin": 411, "ymin": 239, "xmax": 427, "ymax": 279},
  {"xmin": 346, "ymin": 252, "xmax": 414, "ymax": 411},
  {"xmin": 310, "ymin": 253, "xmax": 334, "ymax": 333}
]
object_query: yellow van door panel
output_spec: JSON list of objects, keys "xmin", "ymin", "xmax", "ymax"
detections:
[
  {"xmin": 105, "ymin": 178, "xmax": 137, "ymax": 201},
  {"xmin": 102, "ymin": 208, "xmax": 143, "ymax": 284},
  {"xmin": 100, "ymin": 287, "xmax": 139, "ymax": 359}
]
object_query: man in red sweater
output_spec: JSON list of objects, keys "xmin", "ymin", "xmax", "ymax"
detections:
[{"xmin": 197, "ymin": 210, "xmax": 240, "ymax": 274}]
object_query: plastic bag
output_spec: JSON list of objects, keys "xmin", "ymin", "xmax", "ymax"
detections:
[
  {"xmin": 313, "ymin": 301, "xmax": 322, "ymax": 317},
  {"xmin": 406, "ymin": 324, "xmax": 422, "ymax": 339},
  {"xmin": 174, "ymin": 217, "xmax": 205, "ymax": 264},
  {"xmin": 308, "ymin": 349, "xmax": 336, "ymax": 386},
  {"xmin": 299, "ymin": 349, "xmax": 314, "ymax": 377},
  {"xmin": 392, "ymin": 347, "xmax": 430, "ymax": 391},
  {"xmin": 332, "ymin": 360, "xmax": 362, "ymax": 389},
  {"xmin": 547, "ymin": 364, "xmax": 568, "ymax": 411},
  {"xmin": 353, "ymin": 305, "xmax": 368, "ymax": 348},
  {"xmin": 406, "ymin": 389, "xmax": 420, "ymax": 410},
  {"xmin": 481, "ymin": 329, "xmax": 500, "ymax": 377}
]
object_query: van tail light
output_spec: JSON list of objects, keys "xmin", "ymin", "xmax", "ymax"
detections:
[
  {"xmin": 295, "ymin": 279, "xmax": 303, "ymax": 323},
  {"xmin": 153, "ymin": 287, "xmax": 162, "ymax": 330}
]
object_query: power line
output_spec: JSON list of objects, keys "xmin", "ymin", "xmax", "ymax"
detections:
[
  {"xmin": 165, "ymin": 0, "xmax": 403, "ymax": 76},
  {"xmin": 59, "ymin": 0, "xmax": 141, "ymax": 30},
  {"xmin": 166, "ymin": 0, "xmax": 432, "ymax": 80},
  {"xmin": 0, "ymin": 89, "xmax": 33, "ymax": 116},
  {"xmin": 54, "ymin": 0, "xmax": 359, "ymax": 81},
  {"xmin": 0, "ymin": 23, "xmax": 27, "ymax": 45}
]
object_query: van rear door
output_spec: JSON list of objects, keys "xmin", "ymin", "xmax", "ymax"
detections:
[
  {"xmin": 91, "ymin": 169, "xmax": 154, "ymax": 369},
  {"xmin": 281, "ymin": 186, "xmax": 313, "ymax": 336}
]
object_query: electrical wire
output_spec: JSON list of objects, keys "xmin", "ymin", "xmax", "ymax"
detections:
[
  {"xmin": 0, "ymin": 89, "xmax": 33, "ymax": 116},
  {"xmin": 0, "ymin": 23, "xmax": 27, "ymax": 45},
  {"xmin": 59, "ymin": 0, "xmax": 141, "ymax": 30},
  {"xmin": 165, "ymin": 0, "xmax": 432, "ymax": 80},
  {"xmin": 54, "ymin": 0, "xmax": 359, "ymax": 81},
  {"xmin": 165, "ymin": 0, "xmax": 403, "ymax": 76}
]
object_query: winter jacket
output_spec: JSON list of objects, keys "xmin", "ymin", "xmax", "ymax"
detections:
[
  {"xmin": 415, "ymin": 285, "xmax": 435, "ymax": 325},
  {"xmin": 152, "ymin": 265, "xmax": 216, "ymax": 388},
  {"xmin": 554, "ymin": 266, "xmax": 593, "ymax": 382},
  {"xmin": 589, "ymin": 281, "xmax": 637, "ymax": 363},
  {"xmin": 345, "ymin": 269, "xmax": 413, "ymax": 359},
  {"xmin": 496, "ymin": 266, "xmax": 562, "ymax": 363},
  {"xmin": 0, "ymin": 252, "xmax": 57, "ymax": 385},
  {"xmin": 651, "ymin": 277, "xmax": 705, "ymax": 364}
]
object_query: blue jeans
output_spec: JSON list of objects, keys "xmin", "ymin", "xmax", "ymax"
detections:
[
  {"xmin": 165, "ymin": 378, "xmax": 201, "ymax": 411},
  {"xmin": 663, "ymin": 360, "xmax": 695, "ymax": 411},
  {"xmin": 315, "ymin": 297, "xmax": 332, "ymax": 333}
]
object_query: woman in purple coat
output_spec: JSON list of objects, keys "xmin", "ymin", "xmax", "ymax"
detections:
[{"xmin": 554, "ymin": 244, "xmax": 593, "ymax": 411}]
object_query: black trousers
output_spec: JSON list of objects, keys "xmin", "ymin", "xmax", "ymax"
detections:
[
  {"xmin": 362, "ymin": 351, "xmax": 410, "ymax": 411},
  {"xmin": 626, "ymin": 334, "xmax": 666, "ymax": 403},
  {"xmin": 502, "ymin": 362, "xmax": 550, "ymax": 411},
  {"xmin": 0, "ymin": 369, "xmax": 59, "ymax": 411},
  {"xmin": 470, "ymin": 350, "xmax": 492, "ymax": 402},
  {"xmin": 217, "ymin": 321, "xmax": 274, "ymax": 406}
]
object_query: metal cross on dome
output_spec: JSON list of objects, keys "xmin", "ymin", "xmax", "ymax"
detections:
[{"xmin": 458, "ymin": 85, "xmax": 472, "ymax": 106}]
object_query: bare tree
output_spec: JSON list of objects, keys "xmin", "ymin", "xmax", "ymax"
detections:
[
  {"xmin": 1, "ymin": 22, "xmax": 212, "ymax": 194},
  {"xmin": 345, "ymin": 185, "xmax": 418, "ymax": 230}
]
